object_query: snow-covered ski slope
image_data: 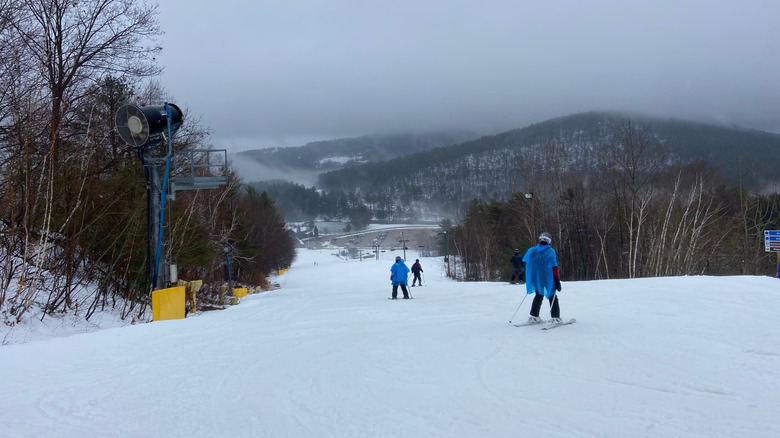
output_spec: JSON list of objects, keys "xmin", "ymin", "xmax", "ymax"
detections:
[{"xmin": 1, "ymin": 249, "xmax": 778, "ymax": 437}]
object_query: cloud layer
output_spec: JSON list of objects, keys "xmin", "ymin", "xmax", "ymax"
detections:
[{"xmin": 156, "ymin": 0, "xmax": 780, "ymax": 151}]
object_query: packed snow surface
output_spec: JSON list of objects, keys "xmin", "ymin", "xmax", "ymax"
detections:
[{"xmin": 1, "ymin": 249, "xmax": 778, "ymax": 437}]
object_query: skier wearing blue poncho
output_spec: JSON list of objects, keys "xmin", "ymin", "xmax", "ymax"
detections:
[
  {"xmin": 523, "ymin": 232, "xmax": 563, "ymax": 324},
  {"xmin": 390, "ymin": 256, "xmax": 410, "ymax": 299}
]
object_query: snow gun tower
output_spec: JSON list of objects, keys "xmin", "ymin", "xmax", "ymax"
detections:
[{"xmin": 115, "ymin": 103, "xmax": 228, "ymax": 293}]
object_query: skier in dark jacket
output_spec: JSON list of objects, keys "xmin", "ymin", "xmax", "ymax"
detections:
[
  {"xmin": 523, "ymin": 232, "xmax": 563, "ymax": 324},
  {"xmin": 411, "ymin": 259, "xmax": 424, "ymax": 286},
  {"xmin": 390, "ymin": 256, "xmax": 411, "ymax": 299},
  {"xmin": 510, "ymin": 249, "xmax": 524, "ymax": 284}
]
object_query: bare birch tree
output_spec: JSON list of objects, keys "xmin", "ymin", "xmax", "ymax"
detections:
[
  {"xmin": 1, "ymin": 0, "xmax": 161, "ymax": 319},
  {"xmin": 597, "ymin": 122, "xmax": 669, "ymax": 278}
]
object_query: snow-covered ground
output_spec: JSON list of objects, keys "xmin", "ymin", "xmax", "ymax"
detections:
[
  {"xmin": 1, "ymin": 248, "xmax": 778, "ymax": 437},
  {"xmin": 1, "ymin": 300, "xmax": 146, "ymax": 346}
]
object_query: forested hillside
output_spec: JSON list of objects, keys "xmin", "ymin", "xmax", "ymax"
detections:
[
  {"xmin": 436, "ymin": 118, "xmax": 780, "ymax": 283},
  {"xmin": 319, "ymin": 112, "xmax": 780, "ymax": 208},
  {"xmin": 236, "ymin": 131, "xmax": 478, "ymax": 173}
]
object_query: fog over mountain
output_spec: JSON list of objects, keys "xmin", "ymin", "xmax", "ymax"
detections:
[{"xmin": 156, "ymin": 1, "xmax": 780, "ymax": 152}]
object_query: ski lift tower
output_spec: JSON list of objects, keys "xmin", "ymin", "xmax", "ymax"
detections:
[{"xmin": 115, "ymin": 103, "xmax": 228, "ymax": 292}]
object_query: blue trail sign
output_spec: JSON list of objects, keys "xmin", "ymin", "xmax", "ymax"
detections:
[
  {"xmin": 765, "ymin": 230, "xmax": 780, "ymax": 252},
  {"xmin": 765, "ymin": 230, "xmax": 780, "ymax": 279}
]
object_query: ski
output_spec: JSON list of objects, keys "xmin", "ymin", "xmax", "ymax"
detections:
[
  {"xmin": 513, "ymin": 320, "xmax": 545, "ymax": 327},
  {"xmin": 541, "ymin": 318, "xmax": 576, "ymax": 330}
]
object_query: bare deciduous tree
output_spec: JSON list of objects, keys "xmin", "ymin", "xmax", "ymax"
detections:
[
  {"xmin": 1, "ymin": 0, "xmax": 161, "ymax": 319},
  {"xmin": 596, "ymin": 122, "xmax": 669, "ymax": 278}
]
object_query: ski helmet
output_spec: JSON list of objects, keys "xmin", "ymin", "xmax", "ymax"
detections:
[
  {"xmin": 514, "ymin": 249, "xmax": 520, "ymax": 254},
  {"xmin": 538, "ymin": 232, "xmax": 552, "ymax": 244}
]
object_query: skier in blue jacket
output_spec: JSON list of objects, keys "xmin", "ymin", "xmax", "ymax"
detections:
[
  {"xmin": 523, "ymin": 231, "xmax": 563, "ymax": 324},
  {"xmin": 390, "ymin": 256, "xmax": 411, "ymax": 299}
]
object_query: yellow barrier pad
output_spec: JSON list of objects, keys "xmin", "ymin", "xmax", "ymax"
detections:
[
  {"xmin": 152, "ymin": 286, "xmax": 186, "ymax": 321},
  {"xmin": 233, "ymin": 288, "xmax": 248, "ymax": 298}
]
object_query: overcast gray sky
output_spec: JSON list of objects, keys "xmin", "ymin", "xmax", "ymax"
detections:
[{"xmin": 155, "ymin": 0, "xmax": 780, "ymax": 152}]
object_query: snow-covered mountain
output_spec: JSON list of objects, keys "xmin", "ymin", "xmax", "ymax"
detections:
[
  {"xmin": 319, "ymin": 111, "xmax": 780, "ymax": 204},
  {"xmin": 1, "ymin": 248, "xmax": 778, "ymax": 437}
]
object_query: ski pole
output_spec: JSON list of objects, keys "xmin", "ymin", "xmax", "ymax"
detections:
[{"xmin": 509, "ymin": 292, "xmax": 529, "ymax": 324}]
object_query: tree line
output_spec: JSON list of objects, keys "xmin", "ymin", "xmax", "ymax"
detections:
[
  {"xmin": 0, "ymin": 1, "xmax": 295, "ymax": 324},
  {"xmin": 444, "ymin": 122, "xmax": 780, "ymax": 282}
]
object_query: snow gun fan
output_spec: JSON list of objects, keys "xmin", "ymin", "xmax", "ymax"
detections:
[
  {"xmin": 113, "ymin": 103, "xmax": 185, "ymax": 292},
  {"xmin": 114, "ymin": 104, "xmax": 183, "ymax": 148}
]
